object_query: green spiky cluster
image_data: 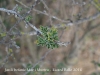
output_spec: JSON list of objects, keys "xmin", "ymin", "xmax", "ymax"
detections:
[{"xmin": 35, "ymin": 26, "xmax": 59, "ymax": 49}]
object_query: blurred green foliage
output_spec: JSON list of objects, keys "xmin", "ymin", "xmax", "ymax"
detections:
[
  {"xmin": 0, "ymin": 33, "xmax": 6, "ymax": 37},
  {"xmin": 36, "ymin": 26, "xmax": 59, "ymax": 49},
  {"xmin": 93, "ymin": 0, "xmax": 100, "ymax": 11},
  {"xmin": 26, "ymin": 64, "xmax": 40, "ymax": 75},
  {"xmin": 56, "ymin": 62, "xmax": 65, "ymax": 69},
  {"xmin": 91, "ymin": 72, "xmax": 100, "ymax": 75},
  {"xmin": 25, "ymin": 15, "xmax": 33, "ymax": 22},
  {"xmin": 0, "ymin": 0, "xmax": 9, "ymax": 8},
  {"xmin": 17, "ymin": 6, "xmax": 23, "ymax": 12},
  {"xmin": 0, "ymin": 55, "xmax": 2, "ymax": 60},
  {"xmin": 92, "ymin": 61, "xmax": 100, "ymax": 67},
  {"xmin": 3, "ymin": 20, "xmax": 11, "ymax": 30}
]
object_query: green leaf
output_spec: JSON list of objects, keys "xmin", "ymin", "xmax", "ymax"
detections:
[
  {"xmin": 0, "ymin": 33, "xmax": 6, "ymax": 37},
  {"xmin": 57, "ymin": 62, "xmax": 65, "ymax": 69},
  {"xmin": 97, "ymin": 63, "xmax": 100, "ymax": 67},
  {"xmin": 0, "ymin": 55, "xmax": 2, "ymax": 60},
  {"xmin": 33, "ymin": 65, "xmax": 39, "ymax": 69},
  {"xmin": 93, "ymin": 0, "xmax": 100, "ymax": 11},
  {"xmin": 26, "ymin": 72, "xmax": 31, "ymax": 75},
  {"xmin": 26, "ymin": 63, "xmax": 33, "ymax": 69},
  {"xmin": 92, "ymin": 61, "xmax": 100, "ymax": 67},
  {"xmin": 91, "ymin": 73, "xmax": 96, "ymax": 75},
  {"xmin": 17, "ymin": 6, "xmax": 22, "ymax": 12},
  {"xmin": 9, "ymin": 49, "xmax": 13, "ymax": 53},
  {"xmin": 25, "ymin": 15, "xmax": 33, "ymax": 22}
]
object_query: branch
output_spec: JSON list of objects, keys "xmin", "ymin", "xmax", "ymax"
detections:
[{"xmin": 54, "ymin": 12, "xmax": 100, "ymax": 28}]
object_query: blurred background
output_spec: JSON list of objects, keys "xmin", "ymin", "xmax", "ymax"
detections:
[{"xmin": 0, "ymin": 0, "xmax": 100, "ymax": 75}]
